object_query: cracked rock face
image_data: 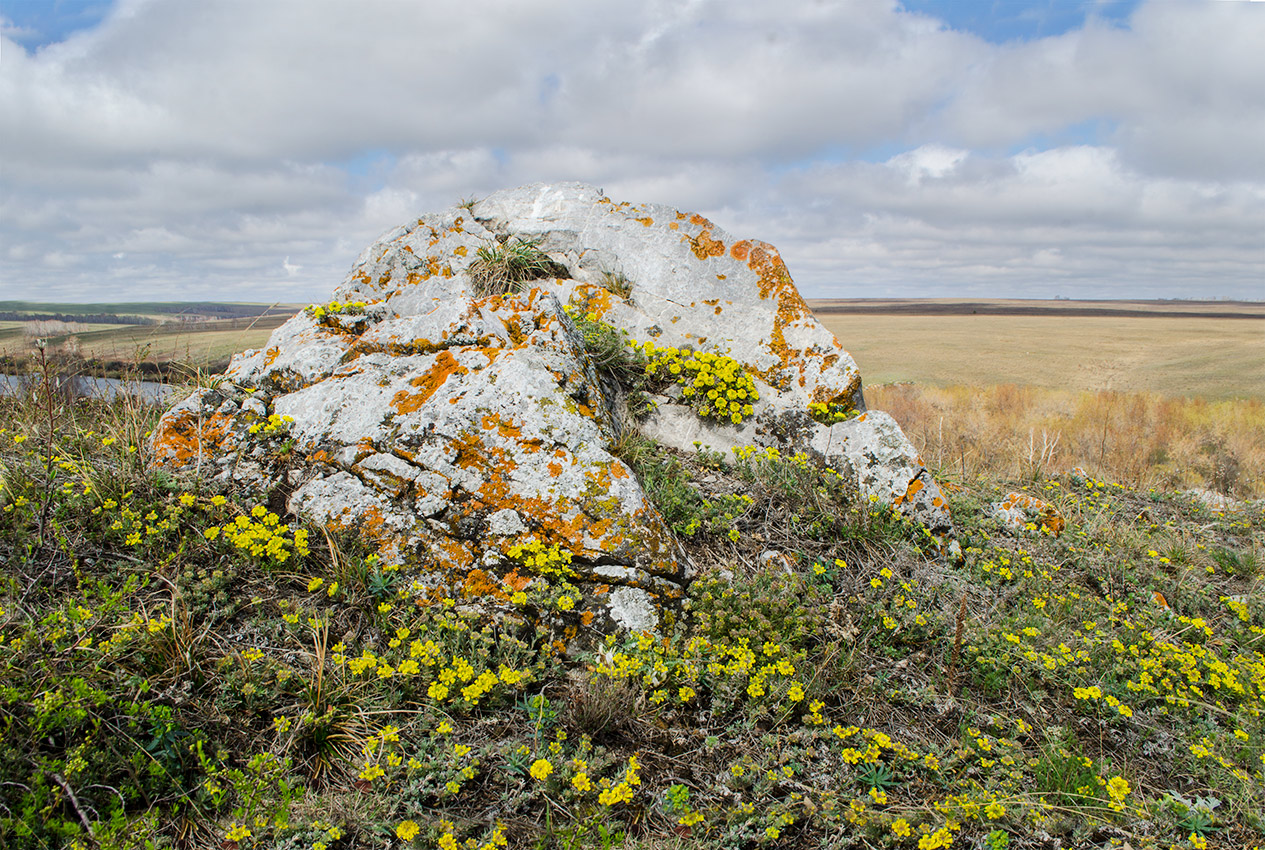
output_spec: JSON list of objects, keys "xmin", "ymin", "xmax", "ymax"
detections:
[{"xmin": 151, "ymin": 182, "xmax": 951, "ymax": 635}]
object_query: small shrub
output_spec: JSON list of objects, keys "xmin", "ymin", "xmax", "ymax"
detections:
[
  {"xmin": 565, "ymin": 307, "xmax": 645, "ymax": 386},
  {"xmin": 688, "ymin": 564, "xmax": 825, "ymax": 653}
]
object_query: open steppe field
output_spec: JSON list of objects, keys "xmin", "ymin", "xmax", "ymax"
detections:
[
  {"xmin": 54, "ymin": 317, "xmax": 293, "ymax": 365},
  {"xmin": 809, "ymin": 299, "xmax": 1265, "ymax": 401},
  {"xmin": 0, "ymin": 306, "xmax": 300, "ymax": 372}
]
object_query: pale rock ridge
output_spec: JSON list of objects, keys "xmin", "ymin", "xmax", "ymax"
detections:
[{"xmin": 151, "ymin": 183, "xmax": 951, "ymax": 635}]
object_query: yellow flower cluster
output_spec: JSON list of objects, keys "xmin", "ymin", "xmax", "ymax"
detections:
[
  {"xmin": 632, "ymin": 340, "xmax": 758, "ymax": 424},
  {"xmin": 358, "ymin": 721, "xmax": 483, "ymax": 801},
  {"xmin": 247, "ymin": 412, "xmax": 293, "ymax": 436},
  {"xmin": 204, "ymin": 504, "xmax": 310, "ymax": 566},
  {"xmin": 1112, "ymin": 619, "xmax": 1264, "ymax": 713},
  {"xmin": 1105, "ymin": 774, "xmax": 1131, "ymax": 811},
  {"xmin": 507, "ymin": 540, "xmax": 575, "ymax": 577},
  {"xmin": 419, "ymin": 821, "xmax": 506, "ymax": 850},
  {"xmin": 596, "ymin": 754, "xmax": 641, "ymax": 806},
  {"xmin": 305, "ymin": 300, "xmax": 367, "ymax": 321},
  {"xmin": 100, "ymin": 493, "xmax": 182, "ymax": 549},
  {"xmin": 918, "ymin": 825, "xmax": 955, "ymax": 849},
  {"xmin": 224, "ymin": 822, "xmax": 252, "ymax": 842},
  {"xmin": 732, "ymin": 444, "xmax": 846, "ymax": 483},
  {"xmin": 808, "ymin": 400, "xmax": 859, "ymax": 424},
  {"xmin": 334, "ymin": 628, "xmax": 532, "ymax": 711},
  {"xmin": 593, "ymin": 631, "xmax": 809, "ymax": 711}
]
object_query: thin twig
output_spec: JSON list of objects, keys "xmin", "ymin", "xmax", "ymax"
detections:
[{"xmin": 50, "ymin": 771, "xmax": 96, "ymax": 845}]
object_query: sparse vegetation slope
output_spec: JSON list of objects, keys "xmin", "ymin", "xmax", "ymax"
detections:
[{"xmin": 1, "ymin": 363, "xmax": 1262, "ymax": 849}]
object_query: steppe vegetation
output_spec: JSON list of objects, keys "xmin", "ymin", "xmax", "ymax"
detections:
[{"xmin": 1, "ymin": 305, "xmax": 1263, "ymax": 849}]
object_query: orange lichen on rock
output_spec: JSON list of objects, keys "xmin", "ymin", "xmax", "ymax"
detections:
[
  {"xmin": 433, "ymin": 536, "xmax": 476, "ymax": 572},
  {"xmin": 635, "ymin": 216, "xmax": 653, "ymax": 227},
  {"xmin": 502, "ymin": 569, "xmax": 531, "ymax": 592},
  {"xmin": 391, "ymin": 351, "xmax": 467, "ymax": 413},
  {"xmin": 480, "ymin": 412, "xmax": 522, "ymax": 440},
  {"xmin": 461, "ymin": 569, "xmax": 508, "ymax": 602},
  {"xmin": 149, "ymin": 405, "xmax": 234, "ymax": 466},
  {"xmin": 893, "ymin": 477, "xmax": 925, "ymax": 508},
  {"xmin": 569, "ymin": 283, "xmax": 615, "ymax": 317},
  {"xmin": 347, "ymin": 505, "xmax": 396, "ymax": 552},
  {"xmin": 747, "ymin": 244, "xmax": 802, "ymax": 307},
  {"xmin": 687, "ymin": 229, "xmax": 726, "ymax": 261},
  {"xmin": 450, "ymin": 431, "xmax": 491, "ymax": 472}
]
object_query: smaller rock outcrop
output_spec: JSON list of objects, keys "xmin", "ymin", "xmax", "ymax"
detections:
[
  {"xmin": 990, "ymin": 491, "xmax": 1064, "ymax": 535},
  {"xmin": 152, "ymin": 183, "xmax": 951, "ymax": 635}
]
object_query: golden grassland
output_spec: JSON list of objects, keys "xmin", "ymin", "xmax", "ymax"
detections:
[
  {"xmin": 810, "ymin": 301, "xmax": 1265, "ymax": 401},
  {"xmin": 807, "ymin": 299, "xmax": 1265, "ymax": 499},
  {"xmin": 0, "ymin": 315, "xmax": 291, "ymax": 376},
  {"xmin": 66, "ymin": 322, "xmax": 287, "ymax": 365}
]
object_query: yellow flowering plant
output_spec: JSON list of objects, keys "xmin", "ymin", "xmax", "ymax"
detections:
[{"xmin": 631, "ymin": 340, "xmax": 759, "ymax": 424}]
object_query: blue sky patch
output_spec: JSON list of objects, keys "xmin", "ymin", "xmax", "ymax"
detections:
[
  {"xmin": 0, "ymin": 0, "xmax": 113, "ymax": 49},
  {"xmin": 900, "ymin": 0, "xmax": 1140, "ymax": 44}
]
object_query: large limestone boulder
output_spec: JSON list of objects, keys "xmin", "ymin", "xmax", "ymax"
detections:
[{"xmin": 152, "ymin": 182, "xmax": 950, "ymax": 633}]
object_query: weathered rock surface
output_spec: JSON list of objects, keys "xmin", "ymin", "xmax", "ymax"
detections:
[
  {"xmin": 152, "ymin": 182, "xmax": 951, "ymax": 633},
  {"xmin": 990, "ymin": 491, "xmax": 1064, "ymax": 536}
]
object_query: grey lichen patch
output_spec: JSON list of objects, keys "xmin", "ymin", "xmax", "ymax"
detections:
[{"xmin": 607, "ymin": 586, "xmax": 659, "ymax": 632}]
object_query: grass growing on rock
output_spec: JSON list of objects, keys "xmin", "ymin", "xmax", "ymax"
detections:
[
  {"xmin": 468, "ymin": 237, "xmax": 569, "ymax": 298},
  {"xmin": 2, "ymin": 378, "xmax": 1264, "ymax": 850}
]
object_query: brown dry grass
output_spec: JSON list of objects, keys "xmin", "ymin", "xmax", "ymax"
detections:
[{"xmin": 868, "ymin": 382, "xmax": 1265, "ymax": 498}]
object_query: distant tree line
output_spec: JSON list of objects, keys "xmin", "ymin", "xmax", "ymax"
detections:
[
  {"xmin": 0, "ymin": 312, "xmax": 157, "ymax": 325},
  {"xmin": 147, "ymin": 303, "xmax": 289, "ymax": 318}
]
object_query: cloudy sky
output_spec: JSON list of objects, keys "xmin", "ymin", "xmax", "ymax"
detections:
[{"xmin": 1, "ymin": 0, "xmax": 1262, "ymax": 304}]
